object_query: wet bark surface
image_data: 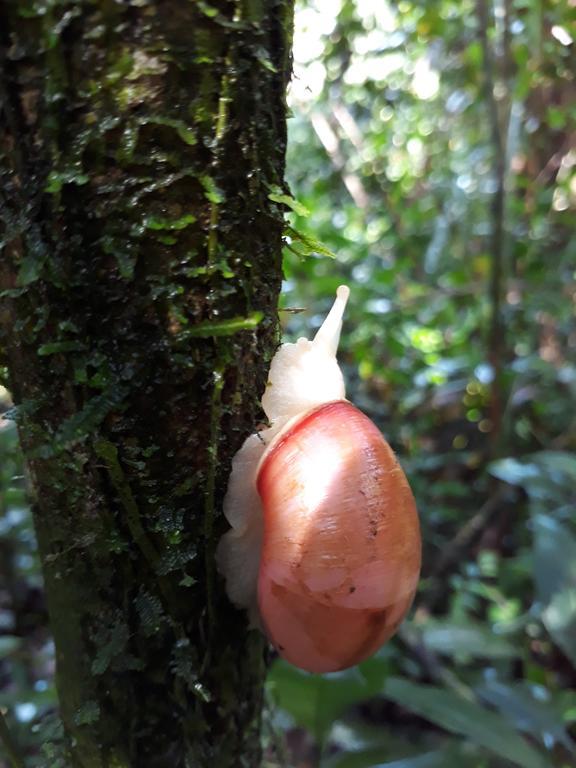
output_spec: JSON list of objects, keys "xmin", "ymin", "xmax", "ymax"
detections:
[{"xmin": 0, "ymin": 1, "xmax": 293, "ymax": 764}]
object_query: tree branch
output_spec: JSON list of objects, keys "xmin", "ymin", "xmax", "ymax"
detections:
[{"xmin": 476, "ymin": 0, "xmax": 508, "ymax": 457}]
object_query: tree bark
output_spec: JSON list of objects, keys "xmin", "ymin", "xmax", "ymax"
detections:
[{"xmin": 0, "ymin": 1, "xmax": 293, "ymax": 765}]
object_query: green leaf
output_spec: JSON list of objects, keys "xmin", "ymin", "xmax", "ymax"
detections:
[
  {"xmin": 532, "ymin": 451, "xmax": 576, "ymax": 483},
  {"xmin": 55, "ymin": 386, "xmax": 127, "ymax": 448},
  {"xmin": 45, "ymin": 170, "xmax": 89, "ymax": 194},
  {"xmin": 419, "ymin": 620, "xmax": 518, "ymax": 659},
  {"xmin": 326, "ymin": 747, "xmax": 480, "ymax": 768},
  {"xmin": 73, "ymin": 701, "xmax": 100, "ymax": 727},
  {"xmin": 0, "ymin": 636, "xmax": 21, "ymax": 659},
  {"xmin": 268, "ymin": 659, "xmax": 383, "ymax": 744},
  {"xmin": 257, "ymin": 51, "xmax": 278, "ymax": 73},
  {"xmin": 489, "ymin": 451, "xmax": 576, "ymax": 503},
  {"xmin": 533, "ymin": 515, "xmax": 576, "ymax": 667},
  {"xmin": 156, "ymin": 545, "xmax": 196, "ymax": 575},
  {"xmin": 38, "ymin": 341, "xmax": 87, "ymax": 356},
  {"xmin": 285, "ymin": 226, "xmax": 336, "ymax": 259},
  {"xmin": 197, "ymin": 0, "xmax": 218, "ymax": 17},
  {"xmin": 547, "ymin": 107, "xmax": 566, "ymax": 131},
  {"xmin": 488, "ymin": 457, "xmax": 540, "ymax": 487},
  {"xmin": 181, "ymin": 312, "xmax": 263, "ymax": 338},
  {"xmin": 144, "ymin": 213, "xmax": 197, "ymax": 231},
  {"xmin": 201, "ymin": 175, "xmax": 224, "ymax": 204},
  {"xmin": 478, "ymin": 680, "xmax": 576, "ymax": 754},
  {"xmin": 268, "ymin": 191, "xmax": 310, "ymax": 216},
  {"xmin": 542, "ymin": 588, "xmax": 576, "ymax": 667},
  {"xmin": 140, "ymin": 116, "xmax": 196, "ymax": 146},
  {"xmin": 91, "ymin": 619, "xmax": 129, "ymax": 676},
  {"xmin": 533, "ymin": 514, "xmax": 576, "ymax": 605},
  {"xmin": 176, "ymin": 126, "xmax": 197, "ymax": 146},
  {"xmin": 134, "ymin": 589, "xmax": 165, "ymax": 637},
  {"xmin": 17, "ymin": 252, "xmax": 47, "ymax": 286},
  {"xmin": 384, "ymin": 678, "xmax": 552, "ymax": 768}
]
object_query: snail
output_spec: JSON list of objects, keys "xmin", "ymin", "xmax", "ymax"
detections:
[{"xmin": 217, "ymin": 286, "xmax": 421, "ymax": 673}]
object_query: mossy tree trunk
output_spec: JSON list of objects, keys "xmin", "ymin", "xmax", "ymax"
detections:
[{"xmin": 0, "ymin": 1, "xmax": 293, "ymax": 765}]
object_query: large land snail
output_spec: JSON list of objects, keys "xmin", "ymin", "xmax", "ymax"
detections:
[{"xmin": 217, "ymin": 286, "xmax": 421, "ymax": 673}]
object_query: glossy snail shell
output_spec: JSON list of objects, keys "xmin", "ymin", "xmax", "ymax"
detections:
[
  {"xmin": 217, "ymin": 286, "xmax": 421, "ymax": 673},
  {"xmin": 258, "ymin": 400, "xmax": 420, "ymax": 673}
]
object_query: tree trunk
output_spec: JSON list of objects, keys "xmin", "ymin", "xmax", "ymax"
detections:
[{"xmin": 0, "ymin": 1, "xmax": 293, "ymax": 765}]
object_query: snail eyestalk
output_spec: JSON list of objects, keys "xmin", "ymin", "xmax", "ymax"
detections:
[{"xmin": 313, "ymin": 284, "xmax": 350, "ymax": 356}]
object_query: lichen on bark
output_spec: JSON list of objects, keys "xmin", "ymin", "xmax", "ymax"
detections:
[{"xmin": 0, "ymin": 0, "xmax": 294, "ymax": 765}]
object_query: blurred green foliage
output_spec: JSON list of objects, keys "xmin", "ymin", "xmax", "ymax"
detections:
[
  {"xmin": 263, "ymin": 0, "xmax": 575, "ymax": 766},
  {"xmin": 0, "ymin": 409, "xmax": 58, "ymax": 766},
  {"xmin": 1, "ymin": 0, "xmax": 575, "ymax": 766}
]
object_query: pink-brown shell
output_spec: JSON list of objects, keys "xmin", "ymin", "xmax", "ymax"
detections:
[{"xmin": 257, "ymin": 400, "xmax": 421, "ymax": 673}]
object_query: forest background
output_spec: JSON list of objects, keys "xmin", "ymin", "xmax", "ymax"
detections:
[{"xmin": 0, "ymin": 0, "xmax": 575, "ymax": 766}]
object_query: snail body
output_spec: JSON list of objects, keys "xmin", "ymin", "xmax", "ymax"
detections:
[{"xmin": 217, "ymin": 287, "xmax": 421, "ymax": 673}]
